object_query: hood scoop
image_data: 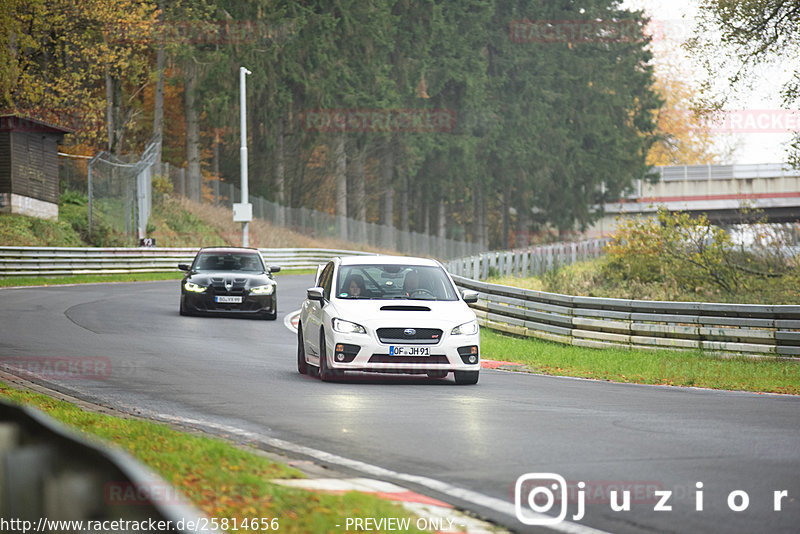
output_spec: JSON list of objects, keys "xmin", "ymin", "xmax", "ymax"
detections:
[{"xmin": 379, "ymin": 305, "xmax": 431, "ymax": 312}]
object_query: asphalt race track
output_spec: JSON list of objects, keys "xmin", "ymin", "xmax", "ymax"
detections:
[{"xmin": 1, "ymin": 275, "xmax": 799, "ymax": 534}]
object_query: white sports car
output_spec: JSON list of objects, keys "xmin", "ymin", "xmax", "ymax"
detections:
[{"xmin": 297, "ymin": 255, "xmax": 481, "ymax": 384}]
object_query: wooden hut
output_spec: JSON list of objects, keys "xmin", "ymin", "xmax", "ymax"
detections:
[{"xmin": 0, "ymin": 114, "xmax": 72, "ymax": 220}]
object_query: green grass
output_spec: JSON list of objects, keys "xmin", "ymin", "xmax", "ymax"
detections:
[
  {"xmin": 0, "ymin": 268, "xmax": 315, "ymax": 288},
  {"xmin": 481, "ymin": 329, "xmax": 800, "ymax": 394},
  {"xmin": 489, "ymin": 257, "xmax": 800, "ymax": 305},
  {"xmin": 0, "ymin": 213, "xmax": 84, "ymax": 247},
  {"xmin": 0, "ymin": 272, "xmax": 185, "ymax": 287},
  {"xmin": 0, "ymin": 382, "xmax": 427, "ymax": 532}
]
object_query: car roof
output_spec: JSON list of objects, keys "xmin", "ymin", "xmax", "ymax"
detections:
[
  {"xmin": 197, "ymin": 247, "xmax": 260, "ymax": 254},
  {"xmin": 337, "ymin": 255, "xmax": 441, "ymax": 267}
]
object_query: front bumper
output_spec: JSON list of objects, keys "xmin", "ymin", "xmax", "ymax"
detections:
[
  {"xmin": 182, "ymin": 292, "xmax": 276, "ymax": 317},
  {"xmin": 324, "ymin": 329, "xmax": 480, "ymax": 373}
]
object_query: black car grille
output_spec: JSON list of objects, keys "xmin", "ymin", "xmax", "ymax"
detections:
[
  {"xmin": 201, "ymin": 278, "xmax": 267, "ymax": 311},
  {"xmin": 376, "ymin": 328, "xmax": 443, "ymax": 345},
  {"xmin": 208, "ymin": 277, "xmax": 247, "ymax": 296}
]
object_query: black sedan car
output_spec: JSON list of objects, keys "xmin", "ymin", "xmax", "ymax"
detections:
[{"xmin": 179, "ymin": 247, "xmax": 280, "ymax": 320}]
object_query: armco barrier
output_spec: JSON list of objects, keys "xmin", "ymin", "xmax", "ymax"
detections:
[
  {"xmin": 0, "ymin": 399, "xmax": 218, "ymax": 533},
  {"xmin": 452, "ymin": 275, "xmax": 800, "ymax": 359},
  {"xmin": 0, "ymin": 247, "xmax": 373, "ymax": 276}
]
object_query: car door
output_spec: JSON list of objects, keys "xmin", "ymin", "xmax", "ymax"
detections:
[{"xmin": 303, "ymin": 261, "xmax": 334, "ymax": 361}]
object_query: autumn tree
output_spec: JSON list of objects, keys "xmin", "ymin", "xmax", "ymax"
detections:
[
  {"xmin": 647, "ymin": 70, "xmax": 720, "ymax": 166},
  {"xmin": 1, "ymin": 0, "xmax": 157, "ymax": 152},
  {"xmin": 688, "ymin": 0, "xmax": 800, "ymax": 167}
]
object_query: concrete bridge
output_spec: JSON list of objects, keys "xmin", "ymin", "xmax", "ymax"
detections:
[{"xmin": 589, "ymin": 163, "xmax": 800, "ymax": 236}]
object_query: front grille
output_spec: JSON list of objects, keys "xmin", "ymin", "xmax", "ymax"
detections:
[
  {"xmin": 369, "ymin": 354, "xmax": 449, "ymax": 364},
  {"xmin": 208, "ymin": 277, "xmax": 247, "ymax": 296},
  {"xmin": 376, "ymin": 327, "xmax": 443, "ymax": 345},
  {"xmin": 203, "ymin": 278, "xmax": 265, "ymax": 311}
]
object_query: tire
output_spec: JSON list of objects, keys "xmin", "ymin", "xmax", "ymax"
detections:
[
  {"xmin": 318, "ymin": 330, "xmax": 339, "ymax": 382},
  {"xmin": 297, "ymin": 325, "xmax": 308, "ymax": 375},
  {"xmin": 427, "ymin": 370, "xmax": 448, "ymax": 379},
  {"xmin": 260, "ymin": 297, "xmax": 277, "ymax": 320},
  {"xmin": 179, "ymin": 297, "xmax": 189, "ymax": 316},
  {"xmin": 454, "ymin": 370, "xmax": 479, "ymax": 385}
]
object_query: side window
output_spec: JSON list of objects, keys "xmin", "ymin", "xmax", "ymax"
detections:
[{"xmin": 319, "ymin": 262, "xmax": 334, "ymax": 301}]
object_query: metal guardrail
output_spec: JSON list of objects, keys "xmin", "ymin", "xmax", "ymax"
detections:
[
  {"xmin": 452, "ymin": 275, "xmax": 800, "ymax": 358},
  {"xmin": 0, "ymin": 247, "xmax": 374, "ymax": 276},
  {"xmin": 0, "ymin": 399, "xmax": 217, "ymax": 533}
]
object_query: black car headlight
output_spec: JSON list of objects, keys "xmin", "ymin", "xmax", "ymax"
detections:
[
  {"xmin": 250, "ymin": 284, "xmax": 275, "ymax": 295},
  {"xmin": 184, "ymin": 281, "xmax": 207, "ymax": 293}
]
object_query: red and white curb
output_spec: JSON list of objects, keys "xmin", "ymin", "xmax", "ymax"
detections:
[
  {"xmin": 271, "ymin": 477, "xmax": 505, "ymax": 533},
  {"xmin": 284, "ymin": 310, "xmax": 301, "ymax": 333}
]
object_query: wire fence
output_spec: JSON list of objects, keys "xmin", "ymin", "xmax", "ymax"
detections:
[
  {"xmin": 61, "ymin": 147, "xmax": 484, "ymax": 259},
  {"xmin": 60, "ymin": 136, "xmax": 160, "ymax": 241}
]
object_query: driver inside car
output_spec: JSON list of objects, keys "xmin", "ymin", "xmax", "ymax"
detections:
[{"xmin": 403, "ymin": 270, "xmax": 436, "ymax": 298}]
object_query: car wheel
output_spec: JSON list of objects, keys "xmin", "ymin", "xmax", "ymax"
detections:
[
  {"xmin": 318, "ymin": 330, "xmax": 339, "ymax": 382},
  {"xmin": 297, "ymin": 325, "xmax": 308, "ymax": 375},
  {"xmin": 454, "ymin": 370, "xmax": 479, "ymax": 385},
  {"xmin": 179, "ymin": 297, "xmax": 189, "ymax": 316},
  {"xmin": 265, "ymin": 298, "xmax": 278, "ymax": 320},
  {"xmin": 427, "ymin": 370, "xmax": 448, "ymax": 379}
]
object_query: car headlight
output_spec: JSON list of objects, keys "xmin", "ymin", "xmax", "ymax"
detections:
[
  {"xmin": 250, "ymin": 284, "xmax": 275, "ymax": 295},
  {"xmin": 451, "ymin": 319, "xmax": 479, "ymax": 335},
  {"xmin": 184, "ymin": 281, "xmax": 207, "ymax": 293},
  {"xmin": 332, "ymin": 318, "xmax": 366, "ymax": 334}
]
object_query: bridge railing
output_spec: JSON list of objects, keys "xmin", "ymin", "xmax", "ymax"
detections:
[{"xmin": 0, "ymin": 247, "xmax": 374, "ymax": 276}]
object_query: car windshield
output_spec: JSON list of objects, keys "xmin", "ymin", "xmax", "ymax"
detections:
[
  {"xmin": 193, "ymin": 253, "xmax": 264, "ymax": 272},
  {"xmin": 336, "ymin": 264, "xmax": 458, "ymax": 301}
]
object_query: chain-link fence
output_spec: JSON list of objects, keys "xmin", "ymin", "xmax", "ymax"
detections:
[
  {"xmin": 156, "ymin": 163, "xmax": 484, "ymax": 259},
  {"xmin": 60, "ymin": 136, "xmax": 160, "ymax": 243},
  {"xmin": 60, "ymin": 138, "xmax": 484, "ymax": 258}
]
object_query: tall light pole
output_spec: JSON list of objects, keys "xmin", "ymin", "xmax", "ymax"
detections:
[{"xmin": 234, "ymin": 66, "xmax": 253, "ymax": 246}]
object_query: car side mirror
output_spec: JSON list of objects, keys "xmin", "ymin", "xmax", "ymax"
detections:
[
  {"xmin": 307, "ymin": 287, "xmax": 325, "ymax": 302},
  {"xmin": 269, "ymin": 265, "xmax": 281, "ymax": 273},
  {"xmin": 462, "ymin": 290, "xmax": 479, "ymax": 304},
  {"xmin": 178, "ymin": 263, "xmax": 190, "ymax": 272}
]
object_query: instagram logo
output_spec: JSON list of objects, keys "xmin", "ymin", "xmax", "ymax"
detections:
[{"xmin": 515, "ymin": 473, "xmax": 570, "ymax": 525}]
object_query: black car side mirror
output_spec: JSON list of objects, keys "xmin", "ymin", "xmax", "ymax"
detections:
[
  {"xmin": 306, "ymin": 287, "xmax": 325, "ymax": 302},
  {"xmin": 178, "ymin": 263, "xmax": 190, "ymax": 272},
  {"xmin": 462, "ymin": 290, "xmax": 479, "ymax": 304},
  {"xmin": 269, "ymin": 265, "xmax": 281, "ymax": 273}
]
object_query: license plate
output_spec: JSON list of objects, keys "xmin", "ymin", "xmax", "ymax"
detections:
[
  {"xmin": 215, "ymin": 296, "xmax": 243, "ymax": 303},
  {"xmin": 389, "ymin": 346, "xmax": 429, "ymax": 356}
]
